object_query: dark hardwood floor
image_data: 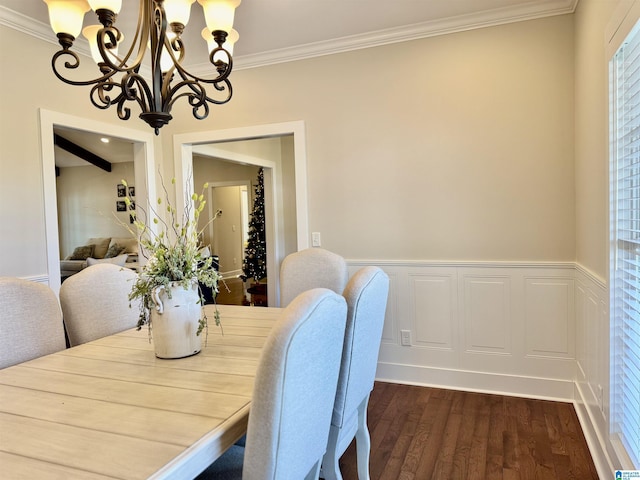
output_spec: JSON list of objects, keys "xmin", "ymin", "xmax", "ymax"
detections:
[
  {"xmin": 338, "ymin": 382, "xmax": 599, "ymax": 480},
  {"xmin": 214, "ymin": 285, "xmax": 598, "ymax": 479},
  {"xmin": 216, "ymin": 276, "xmax": 269, "ymax": 307},
  {"xmin": 215, "ymin": 276, "xmax": 248, "ymax": 306}
]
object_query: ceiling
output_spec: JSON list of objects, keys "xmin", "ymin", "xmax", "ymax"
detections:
[
  {"xmin": 1, "ymin": 0, "xmax": 577, "ymax": 71},
  {"xmin": 0, "ymin": 0, "xmax": 577, "ymax": 167},
  {"xmin": 54, "ymin": 126, "xmax": 136, "ymax": 168}
]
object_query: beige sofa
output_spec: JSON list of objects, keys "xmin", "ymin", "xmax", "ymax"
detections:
[{"xmin": 60, "ymin": 237, "xmax": 139, "ymax": 277}]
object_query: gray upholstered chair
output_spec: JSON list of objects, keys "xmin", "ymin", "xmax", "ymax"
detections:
[
  {"xmin": 60, "ymin": 263, "xmax": 140, "ymax": 346},
  {"xmin": 0, "ymin": 277, "xmax": 66, "ymax": 369},
  {"xmin": 279, "ymin": 248, "xmax": 349, "ymax": 307},
  {"xmin": 196, "ymin": 288, "xmax": 348, "ymax": 480},
  {"xmin": 321, "ymin": 266, "xmax": 390, "ymax": 480}
]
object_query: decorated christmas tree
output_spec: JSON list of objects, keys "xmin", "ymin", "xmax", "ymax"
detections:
[{"xmin": 241, "ymin": 168, "xmax": 267, "ymax": 283}]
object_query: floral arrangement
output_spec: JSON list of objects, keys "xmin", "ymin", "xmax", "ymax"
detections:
[{"xmin": 120, "ymin": 177, "xmax": 222, "ymax": 337}]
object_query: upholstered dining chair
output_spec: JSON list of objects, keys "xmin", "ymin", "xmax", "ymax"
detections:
[
  {"xmin": 279, "ymin": 248, "xmax": 349, "ymax": 307},
  {"xmin": 321, "ymin": 266, "xmax": 390, "ymax": 480},
  {"xmin": 0, "ymin": 277, "xmax": 66, "ymax": 369},
  {"xmin": 60, "ymin": 263, "xmax": 140, "ymax": 346},
  {"xmin": 196, "ymin": 288, "xmax": 348, "ymax": 480}
]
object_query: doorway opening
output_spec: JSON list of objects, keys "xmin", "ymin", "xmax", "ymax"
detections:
[
  {"xmin": 174, "ymin": 121, "xmax": 309, "ymax": 306},
  {"xmin": 39, "ymin": 109, "xmax": 157, "ymax": 295}
]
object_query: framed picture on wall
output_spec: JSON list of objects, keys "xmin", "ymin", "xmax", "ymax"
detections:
[
  {"xmin": 116, "ymin": 201, "xmax": 126, "ymax": 212},
  {"xmin": 129, "ymin": 186, "xmax": 135, "ymax": 197},
  {"xmin": 129, "ymin": 201, "xmax": 135, "ymax": 210},
  {"xmin": 117, "ymin": 184, "xmax": 126, "ymax": 197}
]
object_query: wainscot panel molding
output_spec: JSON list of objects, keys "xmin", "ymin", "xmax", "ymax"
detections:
[
  {"xmin": 348, "ymin": 259, "xmax": 614, "ymax": 478},
  {"xmin": 573, "ymin": 264, "xmax": 614, "ymax": 478},
  {"xmin": 347, "ymin": 260, "xmax": 577, "ymax": 401}
]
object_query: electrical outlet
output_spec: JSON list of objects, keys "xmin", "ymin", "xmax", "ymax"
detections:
[
  {"xmin": 312, "ymin": 232, "xmax": 321, "ymax": 247},
  {"xmin": 401, "ymin": 330, "xmax": 411, "ymax": 346}
]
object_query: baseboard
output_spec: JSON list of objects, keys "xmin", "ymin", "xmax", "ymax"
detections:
[
  {"xmin": 574, "ymin": 381, "xmax": 616, "ymax": 479},
  {"xmin": 376, "ymin": 362, "xmax": 575, "ymax": 402}
]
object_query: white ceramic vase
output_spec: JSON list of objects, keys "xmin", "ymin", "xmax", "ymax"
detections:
[{"xmin": 150, "ymin": 280, "xmax": 202, "ymax": 359}]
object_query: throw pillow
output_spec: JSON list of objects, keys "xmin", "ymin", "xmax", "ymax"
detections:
[
  {"xmin": 104, "ymin": 243, "xmax": 126, "ymax": 258},
  {"xmin": 86, "ymin": 254, "xmax": 128, "ymax": 267},
  {"xmin": 69, "ymin": 245, "xmax": 94, "ymax": 260},
  {"xmin": 88, "ymin": 237, "xmax": 111, "ymax": 259},
  {"xmin": 109, "ymin": 237, "xmax": 138, "ymax": 254}
]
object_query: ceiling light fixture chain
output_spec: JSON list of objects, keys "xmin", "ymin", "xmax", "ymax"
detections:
[{"xmin": 43, "ymin": 0, "xmax": 241, "ymax": 135}]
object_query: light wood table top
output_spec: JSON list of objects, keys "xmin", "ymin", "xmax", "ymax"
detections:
[{"xmin": 0, "ymin": 304, "xmax": 282, "ymax": 479}]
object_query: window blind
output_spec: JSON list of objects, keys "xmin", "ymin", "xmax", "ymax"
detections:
[{"xmin": 611, "ymin": 19, "xmax": 640, "ymax": 470}]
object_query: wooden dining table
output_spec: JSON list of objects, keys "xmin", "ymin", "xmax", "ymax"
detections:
[{"xmin": 0, "ymin": 304, "xmax": 281, "ymax": 479}]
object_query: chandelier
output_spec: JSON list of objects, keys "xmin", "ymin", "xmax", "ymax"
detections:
[{"xmin": 42, "ymin": 0, "xmax": 241, "ymax": 134}]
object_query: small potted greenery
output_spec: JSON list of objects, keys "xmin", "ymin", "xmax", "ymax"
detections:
[{"xmin": 121, "ymin": 177, "xmax": 221, "ymax": 358}]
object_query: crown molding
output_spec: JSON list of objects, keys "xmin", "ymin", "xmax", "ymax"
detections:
[
  {"xmin": 2, "ymin": 0, "xmax": 578, "ymax": 75},
  {"xmin": 0, "ymin": 6, "xmax": 92, "ymax": 59},
  {"xmin": 228, "ymin": 0, "xmax": 579, "ymax": 71}
]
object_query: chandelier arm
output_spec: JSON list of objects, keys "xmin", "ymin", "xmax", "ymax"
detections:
[
  {"xmin": 115, "ymin": 96, "xmax": 133, "ymax": 121},
  {"xmin": 196, "ymin": 79, "xmax": 232, "ymax": 105},
  {"xmin": 94, "ymin": 0, "xmax": 150, "ymax": 76},
  {"xmin": 51, "ymin": 49, "xmax": 121, "ymax": 87},
  {"xmin": 167, "ymin": 86, "xmax": 210, "ymax": 120},
  {"xmin": 89, "ymin": 80, "xmax": 123, "ymax": 110},
  {"xmin": 210, "ymin": 46, "xmax": 234, "ymax": 81},
  {"xmin": 90, "ymin": 82, "xmax": 133, "ymax": 121},
  {"xmin": 166, "ymin": 46, "xmax": 233, "ymax": 85},
  {"xmin": 167, "ymin": 80, "xmax": 206, "ymax": 108},
  {"xmin": 170, "ymin": 35, "xmax": 186, "ymax": 64},
  {"xmin": 192, "ymin": 100, "xmax": 210, "ymax": 120},
  {"xmin": 122, "ymin": 72, "xmax": 153, "ymax": 114},
  {"xmin": 163, "ymin": 41, "xmax": 233, "ymax": 108},
  {"xmin": 93, "ymin": 26, "xmax": 142, "ymax": 75},
  {"xmin": 165, "ymin": 79, "xmax": 232, "ymax": 122},
  {"xmin": 162, "ymin": 30, "xmax": 232, "ymax": 85},
  {"xmin": 158, "ymin": 33, "xmax": 186, "ymax": 101}
]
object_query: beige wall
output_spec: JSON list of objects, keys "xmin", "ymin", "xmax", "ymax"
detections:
[
  {"xmin": 574, "ymin": 0, "xmax": 620, "ymax": 282},
  {"xmin": 56, "ymin": 162, "xmax": 136, "ymax": 258},
  {"xmin": 0, "ymin": 14, "xmax": 576, "ymax": 277},
  {"xmin": 164, "ymin": 14, "xmax": 576, "ymax": 262}
]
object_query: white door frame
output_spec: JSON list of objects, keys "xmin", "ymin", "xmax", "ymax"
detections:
[
  {"xmin": 173, "ymin": 121, "xmax": 309, "ymax": 306},
  {"xmin": 39, "ymin": 109, "xmax": 157, "ymax": 295}
]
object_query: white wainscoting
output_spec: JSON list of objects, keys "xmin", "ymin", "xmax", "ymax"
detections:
[
  {"xmin": 573, "ymin": 265, "xmax": 614, "ymax": 476},
  {"xmin": 347, "ymin": 261, "xmax": 578, "ymax": 401},
  {"xmin": 347, "ymin": 259, "xmax": 615, "ymax": 477}
]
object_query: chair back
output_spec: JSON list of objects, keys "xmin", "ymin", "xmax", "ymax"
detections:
[
  {"xmin": 0, "ymin": 277, "xmax": 66, "ymax": 369},
  {"xmin": 243, "ymin": 288, "xmax": 347, "ymax": 480},
  {"xmin": 332, "ymin": 266, "xmax": 389, "ymax": 427},
  {"xmin": 60, "ymin": 264, "xmax": 140, "ymax": 346},
  {"xmin": 279, "ymin": 248, "xmax": 348, "ymax": 307}
]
